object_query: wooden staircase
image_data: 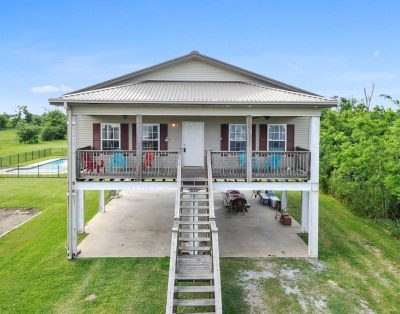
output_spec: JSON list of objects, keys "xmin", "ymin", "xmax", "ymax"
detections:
[{"xmin": 166, "ymin": 153, "xmax": 222, "ymax": 314}]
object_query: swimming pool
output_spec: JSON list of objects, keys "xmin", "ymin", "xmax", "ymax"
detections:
[{"xmin": 6, "ymin": 158, "xmax": 68, "ymax": 174}]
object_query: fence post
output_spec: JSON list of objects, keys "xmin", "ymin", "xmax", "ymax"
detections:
[{"xmin": 37, "ymin": 165, "xmax": 40, "ymax": 178}]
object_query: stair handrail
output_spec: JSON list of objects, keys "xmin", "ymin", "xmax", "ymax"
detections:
[
  {"xmin": 210, "ymin": 220, "xmax": 222, "ymax": 313},
  {"xmin": 166, "ymin": 221, "xmax": 179, "ymax": 314},
  {"xmin": 174, "ymin": 151, "xmax": 182, "ymax": 219},
  {"xmin": 206, "ymin": 150, "xmax": 215, "ymax": 219}
]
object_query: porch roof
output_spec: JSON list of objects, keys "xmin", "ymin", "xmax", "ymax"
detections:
[{"xmin": 49, "ymin": 80, "xmax": 337, "ymax": 107}]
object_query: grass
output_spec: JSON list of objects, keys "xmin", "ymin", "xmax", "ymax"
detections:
[
  {"xmin": 0, "ymin": 129, "xmax": 66, "ymax": 155},
  {"xmin": 0, "ymin": 179, "xmax": 399, "ymax": 313}
]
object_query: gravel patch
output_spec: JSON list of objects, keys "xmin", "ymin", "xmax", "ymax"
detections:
[{"xmin": 0, "ymin": 208, "xmax": 40, "ymax": 237}]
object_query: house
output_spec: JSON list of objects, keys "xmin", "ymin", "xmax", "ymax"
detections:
[{"xmin": 49, "ymin": 51, "xmax": 336, "ymax": 313}]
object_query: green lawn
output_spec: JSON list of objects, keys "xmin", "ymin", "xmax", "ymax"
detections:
[
  {"xmin": 0, "ymin": 129, "xmax": 66, "ymax": 155},
  {"xmin": 0, "ymin": 179, "xmax": 399, "ymax": 313}
]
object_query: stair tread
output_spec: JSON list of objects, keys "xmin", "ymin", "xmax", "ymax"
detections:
[
  {"xmin": 178, "ymin": 221, "xmax": 210, "ymax": 225},
  {"xmin": 180, "ymin": 213, "xmax": 209, "ymax": 217},
  {"xmin": 179, "ymin": 229, "xmax": 210, "ymax": 233},
  {"xmin": 181, "ymin": 191, "xmax": 209, "ymax": 194},
  {"xmin": 175, "ymin": 273, "xmax": 214, "ymax": 280},
  {"xmin": 174, "ymin": 285, "xmax": 215, "ymax": 293},
  {"xmin": 174, "ymin": 298, "xmax": 215, "ymax": 306},
  {"xmin": 181, "ymin": 206, "xmax": 209, "ymax": 209},
  {"xmin": 179, "ymin": 237, "xmax": 210, "ymax": 241},
  {"xmin": 179, "ymin": 246, "xmax": 210, "ymax": 251}
]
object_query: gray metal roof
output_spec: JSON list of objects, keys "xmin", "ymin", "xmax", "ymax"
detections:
[{"xmin": 50, "ymin": 80, "xmax": 336, "ymax": 106}]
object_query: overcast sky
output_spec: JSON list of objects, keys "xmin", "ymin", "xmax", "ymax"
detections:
[{"xmin": 0, "ymin": 0, "xmax": 399, "ymax": 114}]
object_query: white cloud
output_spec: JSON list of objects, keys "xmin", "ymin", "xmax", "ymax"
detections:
[
  {"xmin": 373, "ymin": 50, "xmax": 380, "ymax": 57},
  {"xmin": 30, "ymin": 84, "xmax": 73, "ymax": 93}
]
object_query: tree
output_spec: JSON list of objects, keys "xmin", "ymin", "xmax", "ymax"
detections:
[
  {"xmin": 16, "ymin": 122, "xmax": 41, "ymax": 144},
  {"xmin": 41, "ymin": 109, "xmax": 67, "ymax": 141},
  {"xmin": 380, "ymin": 94, "xmax": 400, "ymax": 107},
  {"xmin": 0, "ymin": 113, "xmax": 11, "ymax": 129}
]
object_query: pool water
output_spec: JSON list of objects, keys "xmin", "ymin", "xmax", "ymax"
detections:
[{"xmin": 6, "ymin": 158, "xmax": 68, "ymax": 174}]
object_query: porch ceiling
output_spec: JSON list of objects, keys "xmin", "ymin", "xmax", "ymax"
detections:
[{"xmin": 50, "ymin": 80, "xmax": 336, "ymax": 107}]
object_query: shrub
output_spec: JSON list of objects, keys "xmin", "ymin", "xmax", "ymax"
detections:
[
  {"xmin": 16, "ymin": 123, "xmax": 41, "ymax": 144},
  {"xmin": 41, "ymin": 125, "xmax": 66, "ymax": 141}
]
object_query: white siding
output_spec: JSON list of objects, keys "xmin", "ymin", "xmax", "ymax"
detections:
[
  {"xmin": 107, "ymin": 59, "xmax": 273, "ymax": 87},
  {"xmin": 76, "ymin": 115, "xmax": 310, "ymax": 150}
]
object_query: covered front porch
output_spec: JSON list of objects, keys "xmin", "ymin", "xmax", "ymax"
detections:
[
  {"xmin": 74, "ymin": 114, "xmax": 314, "ymax": 182},
  {"xmin": 77, "ymin": 189, "xmax": 308, "ymax": 258}
]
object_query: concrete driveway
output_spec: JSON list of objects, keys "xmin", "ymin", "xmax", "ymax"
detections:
[{"xmin": 78, "ymin": 190, "xmax": 308, "ymax": 258}]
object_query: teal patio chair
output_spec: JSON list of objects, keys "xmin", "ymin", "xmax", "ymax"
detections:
[{"xmin": 109, "ymin": 150, "xmax": 127, "ymax": 173}]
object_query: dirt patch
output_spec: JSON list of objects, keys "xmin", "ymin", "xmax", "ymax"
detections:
[{"xmin": 0, "ymin": 208, "xmax": 40, "ymax": 237}]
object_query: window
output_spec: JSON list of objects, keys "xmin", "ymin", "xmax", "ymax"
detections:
[
  {"xmin": 268, "ymin": 124, "xmax": 286, "ymax": 151},
  {"xmin": 142, "ymin": 124, "xmax": 159, "ymax": 150},
  {"xmin": 101, "ymin": 123, "xmax": 120, "ymax": 150},
  {"xmin": 229, "ymin": 124, "xmax": 246, "ymax": 151}
]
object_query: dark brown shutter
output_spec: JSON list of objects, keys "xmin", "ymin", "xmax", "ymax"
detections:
[
  {"xmin": 287, "ymin": 124, "xmax": 295, "ymax": 151},
  {"xmin": 120, "ymin": 123, "xmax": 129, "ymax": 150},
  {"xmin": 259, "ymin": 124, "xmax": 268, "ymax": 151},
  {"xmin": 160, "ymin": 124, "xmax": 168, "ymax": 150},
  {"xmin": 132, "ymin": 124, "xmax": 136, "ymax": 150},
  {"xmin": 221, "ymin": 124, "xmax": 229, "ymax": 151},
  {"xmin": 93, "ymin": 123, "xmax": 101, "ymax": 149},
  {"xmin": 252, "ymin": 124, "xmax": 256, "ymax": 150}
]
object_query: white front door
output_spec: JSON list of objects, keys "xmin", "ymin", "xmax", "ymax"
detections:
[{"xmin": 182, "ymin": 122, "xmax": 204, "ymax": 167}]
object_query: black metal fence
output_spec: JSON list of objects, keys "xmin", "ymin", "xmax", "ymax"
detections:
[
  {"xmin": 0, "ymin": 148, "xmax": 67, "ymax": 168},
  {"xmin": 0, "ymin": 162, "xmax": 68, "ymax": 178}
]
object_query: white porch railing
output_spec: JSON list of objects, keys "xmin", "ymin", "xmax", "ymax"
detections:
[
  {"xmin": 142, "ymin": 150, "xmax": 179, "ymax": 178},
  {"xmin": 252, "ymin": 151, "xmax": 310, "ymax": 179},
  {"xmin": 210, "ymin": 151, "xmax": 246, "ymax": 178},
  {"xmin": 76, "ymin": 149, "xmax": 179, "ymax": 180},
  {"xmin": 211, "ymin": 150, "xmax": 310, "ymax": 180}
]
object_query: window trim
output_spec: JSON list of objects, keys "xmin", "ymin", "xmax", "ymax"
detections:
[
  {"xmin": 267, "ymin": 124, "xmax": 287, "ymax": 151},
  {"xmin": 101, "ymin": 123, "xmax": 121, "ymax": 150},
  {"xmin": 228, "ymin": 123, "xmax": 247, "ymax": 151},
  {"xmin": 142, "ymin": 123, "xmax": 160, "ymax": 151}
]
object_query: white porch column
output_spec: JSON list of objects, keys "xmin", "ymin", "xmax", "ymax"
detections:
[
  {"xmin": 77, "ymin": 189, "xmax": 85, "ymax": 233},
  {"xmin": 66, "ymin": 104, "xmax": 78, "ymax": 259},
  {"xmin": 308, "ymin": 116, "xmax": 320, "ymax": 258},
  {"xmin": 301, "ymin": 191, "xmax": 309, "ymax": 233},
  {"xmin": 136, "ymin": 114, "xmax": 143, "ymax": 180},
  {"xmin": 99, "ymin": 190, "xmax": 105, "ymax": 213},
  {"xmin": 281, "ymin": 191, "xmax": 288, "ymax": 211},
  {"xmin": 246, "ymin": 115, "xmax": 252, "ymax": 183}
]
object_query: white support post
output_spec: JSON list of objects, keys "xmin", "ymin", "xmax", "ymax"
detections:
[
  {"xmin": 98, "ymin": 190, "xmax": 105, "ymax": 213},
  {"xmin": 66, "ymin": 105, "xmax": 78, "ymax": 259},
  {"xmin": 136, "ymin": 114, "xmax": 143, "ymax": 181},
  {"xmin": 281, "ymin": 191, "xmax": 288, "ymax": 211},
  {"xmin": 246, "ymin": 115, "xmax": 252, "ymax": 183},
  {"xmin": 77, "ymin": 189, "xmax": 85, "ymax": 233},
  {"xmin": 301, "ymin": 191, "xmax": 309, "ymax": 233},
  {"xmin": 308, "ymin": 116, "xmax": 320, "ymax": 258}
]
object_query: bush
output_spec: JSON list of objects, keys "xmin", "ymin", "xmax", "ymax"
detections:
[
  {"xmin": 41, "ymin": 110, "xmax": 67, "ymax": 140},
  {"xmin": 41, "ymin": 125, "xmax": 66, "ymax": 141},
  {"xmin": 16, "ymin": 123, "xmax": 41, "ymax": 144}
]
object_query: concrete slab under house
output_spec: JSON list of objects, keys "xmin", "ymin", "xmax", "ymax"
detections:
[{"xmin": 49, "ymin": 51, "xmax": 337, "ymax": 314}]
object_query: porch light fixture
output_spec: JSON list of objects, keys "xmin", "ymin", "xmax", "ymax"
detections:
[
  {"xmin": 171, "ymin": 122, "xmax": 177, "ymax": 128},
  {"xmin": 122, "ymin": 115, "xmax": 128, "ymax": 120}
]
